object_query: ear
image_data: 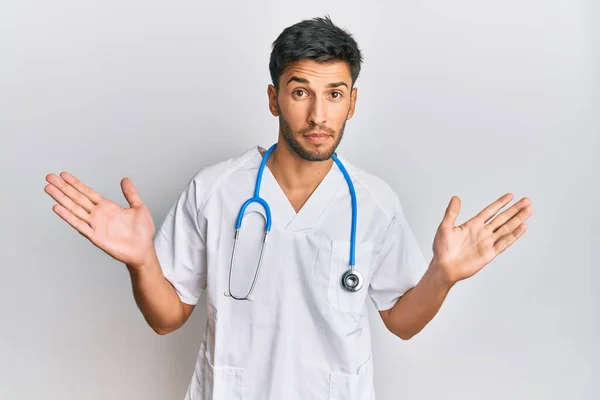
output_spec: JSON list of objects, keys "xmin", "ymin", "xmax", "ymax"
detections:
[
  {"xmin": 267, "ymin": 84, "xmax": 279, "ymax": 116},
  {"xmin": 346, "ymin": 87, "xmax": 358, "ymax": 120}
]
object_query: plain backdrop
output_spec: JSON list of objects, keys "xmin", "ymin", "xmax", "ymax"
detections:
[{"xmin": 1, "ymin": 1, "xmax": 597, "ymax": 399}]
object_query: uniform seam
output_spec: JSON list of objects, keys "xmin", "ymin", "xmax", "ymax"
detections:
[{"xmin": 194, "ymin": 148, "xmax": 259, "ymax": 240}]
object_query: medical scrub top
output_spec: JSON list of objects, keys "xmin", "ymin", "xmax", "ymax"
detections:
[{"xmin": 153, "ymin": 145, "xmax": 428, "ymax": 400}]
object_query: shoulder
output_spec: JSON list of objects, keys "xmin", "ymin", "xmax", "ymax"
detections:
[
  {"xmin": 182, "ymin": 146, "xmax": 260, "ymax": 211},
  {"xmin": 192, "ymin": 146, "xmax": 258, "ymax": 185},
  {"xmin": 336, "ymin": 154, "xmax": 400, "ymax": 222}
]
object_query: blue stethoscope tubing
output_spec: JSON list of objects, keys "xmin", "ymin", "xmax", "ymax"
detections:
[{"xmin": 225, "ymin": 143, "xmax": 360, "ymax": 301}]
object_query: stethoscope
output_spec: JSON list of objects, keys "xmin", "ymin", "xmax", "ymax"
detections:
[{"xmin": 224, "ymin": 143, "xmax": 360, "ymax": 301}]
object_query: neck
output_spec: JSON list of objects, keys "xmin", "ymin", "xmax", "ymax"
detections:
[{"xmin": 265, "ymin": 141, "xmax": 333, "ymax": 192}]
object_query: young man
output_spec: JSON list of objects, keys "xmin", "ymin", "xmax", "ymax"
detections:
[{"xmin": 44, "ymin": 16, "xmax": 532, "ymax": 400}]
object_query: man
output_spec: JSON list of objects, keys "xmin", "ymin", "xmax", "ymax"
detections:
[{"xmin": 44, "ymin": 16, "xmax": 532, "ymax": 400}]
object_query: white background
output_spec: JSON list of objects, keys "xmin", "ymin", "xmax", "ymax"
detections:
[{"xmin": 1, "ymin": 1, "xmax": 597, "ymax": 399}]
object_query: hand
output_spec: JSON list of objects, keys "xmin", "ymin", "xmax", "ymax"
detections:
[
  {"xmin": 431, "ymin": 193, "xmax": 533, "ymax": 285},
  {"xmin": 44, "ymin": 172, "xmax": 155, "ymax": 269}
]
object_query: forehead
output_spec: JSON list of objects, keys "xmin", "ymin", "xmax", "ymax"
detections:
[{"xmin": 280, "ymin": 59, "xmax": 352, "ymax": 86}]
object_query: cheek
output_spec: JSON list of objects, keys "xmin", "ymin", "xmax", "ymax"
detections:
[
  {"xmin": 331, "ymin": 105, "xmax": 351, "ymax": 124},
  {"xmin": 281, "ymin": 102, "xmax": 308, "ymax": 124}
]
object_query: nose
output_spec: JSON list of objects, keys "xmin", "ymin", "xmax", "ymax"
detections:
[{"xmin": 308, "ymin": 96, "xmax": 327, "ymax": 127}]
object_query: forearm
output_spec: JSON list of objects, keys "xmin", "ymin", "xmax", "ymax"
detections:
[
  {"xmin": 382, "ymin": 260, "xmax": 454, "ymax": 340},
  {"xmin": 126, "ymin": 247, "xmax": 186, "ymax": 335}
]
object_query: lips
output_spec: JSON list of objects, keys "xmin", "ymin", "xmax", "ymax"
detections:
[
  {"xmin": 304, "ymin": 132, "xmax": 330, "ymax": 138},
  {"xmin": 304, "ymin": 133, "xmax": 330, "ymax": 143}
]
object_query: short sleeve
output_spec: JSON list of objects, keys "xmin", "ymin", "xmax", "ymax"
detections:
[
  {"xmin": 153, "ymin": 178, "xmax": 207, "ymax": 305},
  {"xmin": 368, "ymin": 195, "xmax": 429, "ymax": 311}
]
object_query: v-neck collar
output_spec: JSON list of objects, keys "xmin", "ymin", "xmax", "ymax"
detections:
[{"xmin": 251, "ymin": 145, "xmax": 347, "ymax": 233}]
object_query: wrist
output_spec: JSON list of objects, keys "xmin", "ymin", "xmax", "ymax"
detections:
[
  {"xmin": 126, "ymin": 245, "xmax": 157, "ymax": 275},
  {"xmin": 428, "ymin": 258, "xmax": 458, "ymax": 289}
]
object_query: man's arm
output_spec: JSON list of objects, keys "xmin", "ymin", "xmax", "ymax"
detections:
[
  {"xmin": 43, "ymin": 172, "xmax": 201, "ymax": 336},
  {"xmin": 380, "ymin": 193, "xmax": 532, "ymax": 340},
  {"xmin": 379, "ymin": 259, "xmax": 452, "ymax": 340},
  {"xmin": 127, "ymin": 246, "xmax": 195, "ymax": 335}
]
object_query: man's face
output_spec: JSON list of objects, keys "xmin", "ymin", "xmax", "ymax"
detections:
[{"xmin": 268, "ymin": 59, "xmax": 358, "ymax": 161}]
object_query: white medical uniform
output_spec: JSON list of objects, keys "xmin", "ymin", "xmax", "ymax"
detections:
[{"xmin": 153, "ymin": 145, "xmax": 428, "ymax": 400}]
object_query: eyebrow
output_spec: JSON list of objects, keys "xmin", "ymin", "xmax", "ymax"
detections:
[{"xmin": 286, "ymin": 76, "xmax": 349, "ymax": 89}]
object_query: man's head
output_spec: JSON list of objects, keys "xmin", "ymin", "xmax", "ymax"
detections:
[{"xmin": 267, "ymin": 16, "xmax": 363, "ymax": 161}]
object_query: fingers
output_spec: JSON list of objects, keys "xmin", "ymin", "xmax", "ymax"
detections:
[
  {"xmin": 51, "ymin": 203, "xmax": 94, "ymax": 240},
  {"xmin": 60, "ymin": 172, "xmax": 103, "ymax": 204},
  {"xmin": 488, "ymin": 197, "xmax": 532, "ymax": 232},
  {"xmin": 45, "ymin": 182, "xmax": 91, "ymax": 223},
  {"xmin": 121, "ymin": 178, "xmax": 143, "ymax": 208},
  {"xmin": 494, "ymin": 222, "xmax": 528, "ymax": 255},
  {"xmin": 441, "ymin": 196, "xmax": 461, "ymax": 227},
  {"xmin": 474, "ymin": 193, "xmax": 515, "ymax": 224},
  {"xmin": 491, "ymin": 201, "xmax": 533, "ymax": 242},
  {"xmin": 491, "ymin": 198, "xmax": 532, "ymax": 254},
  {"xmin": 45, "ymin": 173, "xmax": 98, "ymax": 213}
]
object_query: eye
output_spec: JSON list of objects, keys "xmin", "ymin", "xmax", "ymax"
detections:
[
  {"xmin": 293, "ymin": 89, "xmax": 308, "ymax": 97},
  {"xmin": 330, "ymin": 91, "xmax": 343, "ymax": 99}
]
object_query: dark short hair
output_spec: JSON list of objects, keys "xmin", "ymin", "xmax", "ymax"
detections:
[{"xmin": 269, "ymin": 15, "xmax": 363, "ymax": 91}]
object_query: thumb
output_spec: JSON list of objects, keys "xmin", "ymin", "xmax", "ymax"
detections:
[
  {"xmin": 441, "ymin": 195, "xmax": 461, "ymax": 227},
  {"xmin": 121, "ymin": 177, "xmax": 143, "ymax": 208}
]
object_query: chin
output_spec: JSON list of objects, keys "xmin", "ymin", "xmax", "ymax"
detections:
[
  {"xmin": 297, "ymin": 144, "xmax": 336, "ymax": 162},
  {"xmin": 281, "ymin": 131, "xmax": 339, "ymax": 162}
]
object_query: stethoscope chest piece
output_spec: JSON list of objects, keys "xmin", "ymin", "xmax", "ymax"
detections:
[{"xmin": 340, "ymin": 269, "xmax": 363, "ymax": 292}]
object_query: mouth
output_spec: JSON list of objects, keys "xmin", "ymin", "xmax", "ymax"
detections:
[{"xmin": 303, "ymin": 132, "xmax": 331, "ymax": 142}]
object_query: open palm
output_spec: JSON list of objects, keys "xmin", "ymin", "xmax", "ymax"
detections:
[
  {"xmin": 432, "ymin": 193, "xmax": 533, "ymax": 284},
  {"xmin": 44, "ymin": 172, "xmax": 155, "ymax": 267}
]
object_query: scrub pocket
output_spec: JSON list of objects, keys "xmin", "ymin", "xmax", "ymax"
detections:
[
  {"xmin": 327, "ymin": 240, "xmax": 374, "ymax": 314},
  {"xmin": 329, "ymin": 353, "xmax": 374, "ymax": 400},
  {"xmin": 194, "ymin": 356, "xmax": 245, "ymax": 400}
]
